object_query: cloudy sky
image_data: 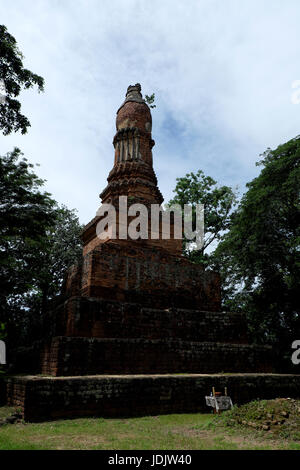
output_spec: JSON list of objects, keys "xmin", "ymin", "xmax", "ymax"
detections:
[{"xmin": 1, "ymin": 0, "xmax": 300, "ymax": 224}]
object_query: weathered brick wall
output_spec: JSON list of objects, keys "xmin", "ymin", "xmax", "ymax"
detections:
[
  {"xmin": 41, "ymin": 336, "xmax": 272, "ymax": 376},
  {"xmin": 51, "ymin": 297, "xmax": 248, "ymax": 343},
  {"xmin": 82, "ymin": 215, "xmax": 183, "ymax": 257},
  {"xmin": 116, "ymin": 100, "xmax": 153, "ymax": 166},
  {"xmin": 69, "ymin": 242, "xmax": 221, "ymax": 312},
  {"xmin": 6, "ymin": 373, "xmax": 300, "ymax": 422}
]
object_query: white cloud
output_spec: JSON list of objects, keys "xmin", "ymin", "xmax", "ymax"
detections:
[{"xmin": 1, "ymin": 0, "xmax": 299, "ymax": 222}]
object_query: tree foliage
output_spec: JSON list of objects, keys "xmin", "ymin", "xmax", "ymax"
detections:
[
  {"xmin": 0, "ymin": 25, "xmax": 44, "ymax": 135},
  {"xmin": 0, "ymin": 148, "xmax": 56, "ymax": 307},
  {"xmin": 169, "ymin": 170, "xmax": 237, "ymax": 265},
  {"xmin": 214, "ymin": 136, "xmax": 300, "ymax": 362},
  {"xmin": 0, "ymin": 148, "xmax": 83, "ymax": 348},
  {"xmin": 24, "ymin": 204, "xmax": 83, "ymax": 315}
]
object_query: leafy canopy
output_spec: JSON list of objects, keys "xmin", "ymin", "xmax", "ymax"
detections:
[
  {"xmin": 214, "ymin": 135, "xmax": 300, "ymax": 354},
  {"xmin": 0, "ymin": 148, "xmax": 83, "ymax": 348},
  {"xmin": 0, "ymin": 147, "xmax": 56, "ymax": 303},
  {"xmin": 169, "ymin": 170, "xmax": 237, "ymax": 264},
  {"xmin": 0, "ymin": 25, "xmax": 44, "ymax": 135}
]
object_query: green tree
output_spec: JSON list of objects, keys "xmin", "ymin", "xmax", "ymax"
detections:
[
  {"xmin": 168, "ymin": 170, "xmax": 237, "ymax": 265},
  {"xmin": 0, "ymin": 25, "xmax": 44, "ymax": 135},
  {"xmin": 214, "ymin": 136, "xmax": 300, "ymax": 366},
  {"xmin": 0, "ymin": 148, "xmax": 56, "ymax": 309},
  {"xmin": 11, "ymin": 204, "xmax": 83, "ymax": 347},
  {"xmin": 0, "ymin": 148, "xmax": 83, "ymax": 348},
  {"xmin": 24, "ymin": 204, "xmax": 83, "ymax": 317}
]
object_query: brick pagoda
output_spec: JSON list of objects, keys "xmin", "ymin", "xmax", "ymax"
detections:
[
  {"xmin": 9, "ymin": 84, "xmax": 300, "ymax": 423},
  {"xmin": 40, "ymin": 84, "xmax": 272, "ymax": 377}
]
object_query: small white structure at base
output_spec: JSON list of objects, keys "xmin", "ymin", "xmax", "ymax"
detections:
[
  {"xmin": 205, "ymin": 395, "xmax": 233, "ymax": 413},
  {"xmin": 0, "ymin": 340, "xmax": 6, "ymax": 365}
]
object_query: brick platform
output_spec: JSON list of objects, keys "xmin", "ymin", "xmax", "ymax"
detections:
[{"xmin": 7, "ymin": 373, "xmax": 300, "ymax": 422}]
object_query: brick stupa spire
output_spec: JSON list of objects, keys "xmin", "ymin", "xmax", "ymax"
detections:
[
  {"xmin": 81, "ymin": 84, "xmax": 180, "ymax": 256},
  {"xmin": 100, "ymin": 83, "xmax": 163, "ymax": 206}
]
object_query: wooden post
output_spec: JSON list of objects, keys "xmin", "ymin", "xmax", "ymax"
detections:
[{"xmin": 212, "ymin": 387, "xmax": 216, "ymax": 414}]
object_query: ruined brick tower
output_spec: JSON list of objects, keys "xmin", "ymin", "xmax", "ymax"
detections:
[
  {"xmin": 41, "ymin": 84, "xmax": 272, "ymax": 376},
  {"xmin": 102, "ymin": 82, "xmax": 162, "ymax": 206},
  {"xmin": 82, "ymin": 83, "xmax": 181, "ymax": 257}
]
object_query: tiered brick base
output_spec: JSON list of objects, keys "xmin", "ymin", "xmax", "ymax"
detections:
[
  {"xmin": 7, "ymin": 373, "xmax": 300, "ymax": 422},
  {"xmin": 65, "ymin": 242, "xmax": 221, "ymax": 311},
  {"xmin": 41, "ymin": 337, "xmax": 272, "ymax": 376},
  {"xmin": 7, "ymin": 87, "xmax": 282, "ymax": 423},
  {"xmin": 40, "ymin": 296, "xmax": 272, "ymax": 376}
]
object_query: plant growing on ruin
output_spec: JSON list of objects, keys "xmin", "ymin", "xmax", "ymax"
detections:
[{"xmin": 145, "ymin": 93, "xmax": 156, "ymax": 109}]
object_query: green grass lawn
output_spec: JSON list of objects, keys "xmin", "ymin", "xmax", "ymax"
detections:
[{"xmin": 0, "ymin": 405, "xmax": 299, "ymax": 450}]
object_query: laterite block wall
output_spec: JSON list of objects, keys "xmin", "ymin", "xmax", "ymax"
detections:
[{"xmin": 7, "ymin": 373, "xmax": 300, "ymax": 422}]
